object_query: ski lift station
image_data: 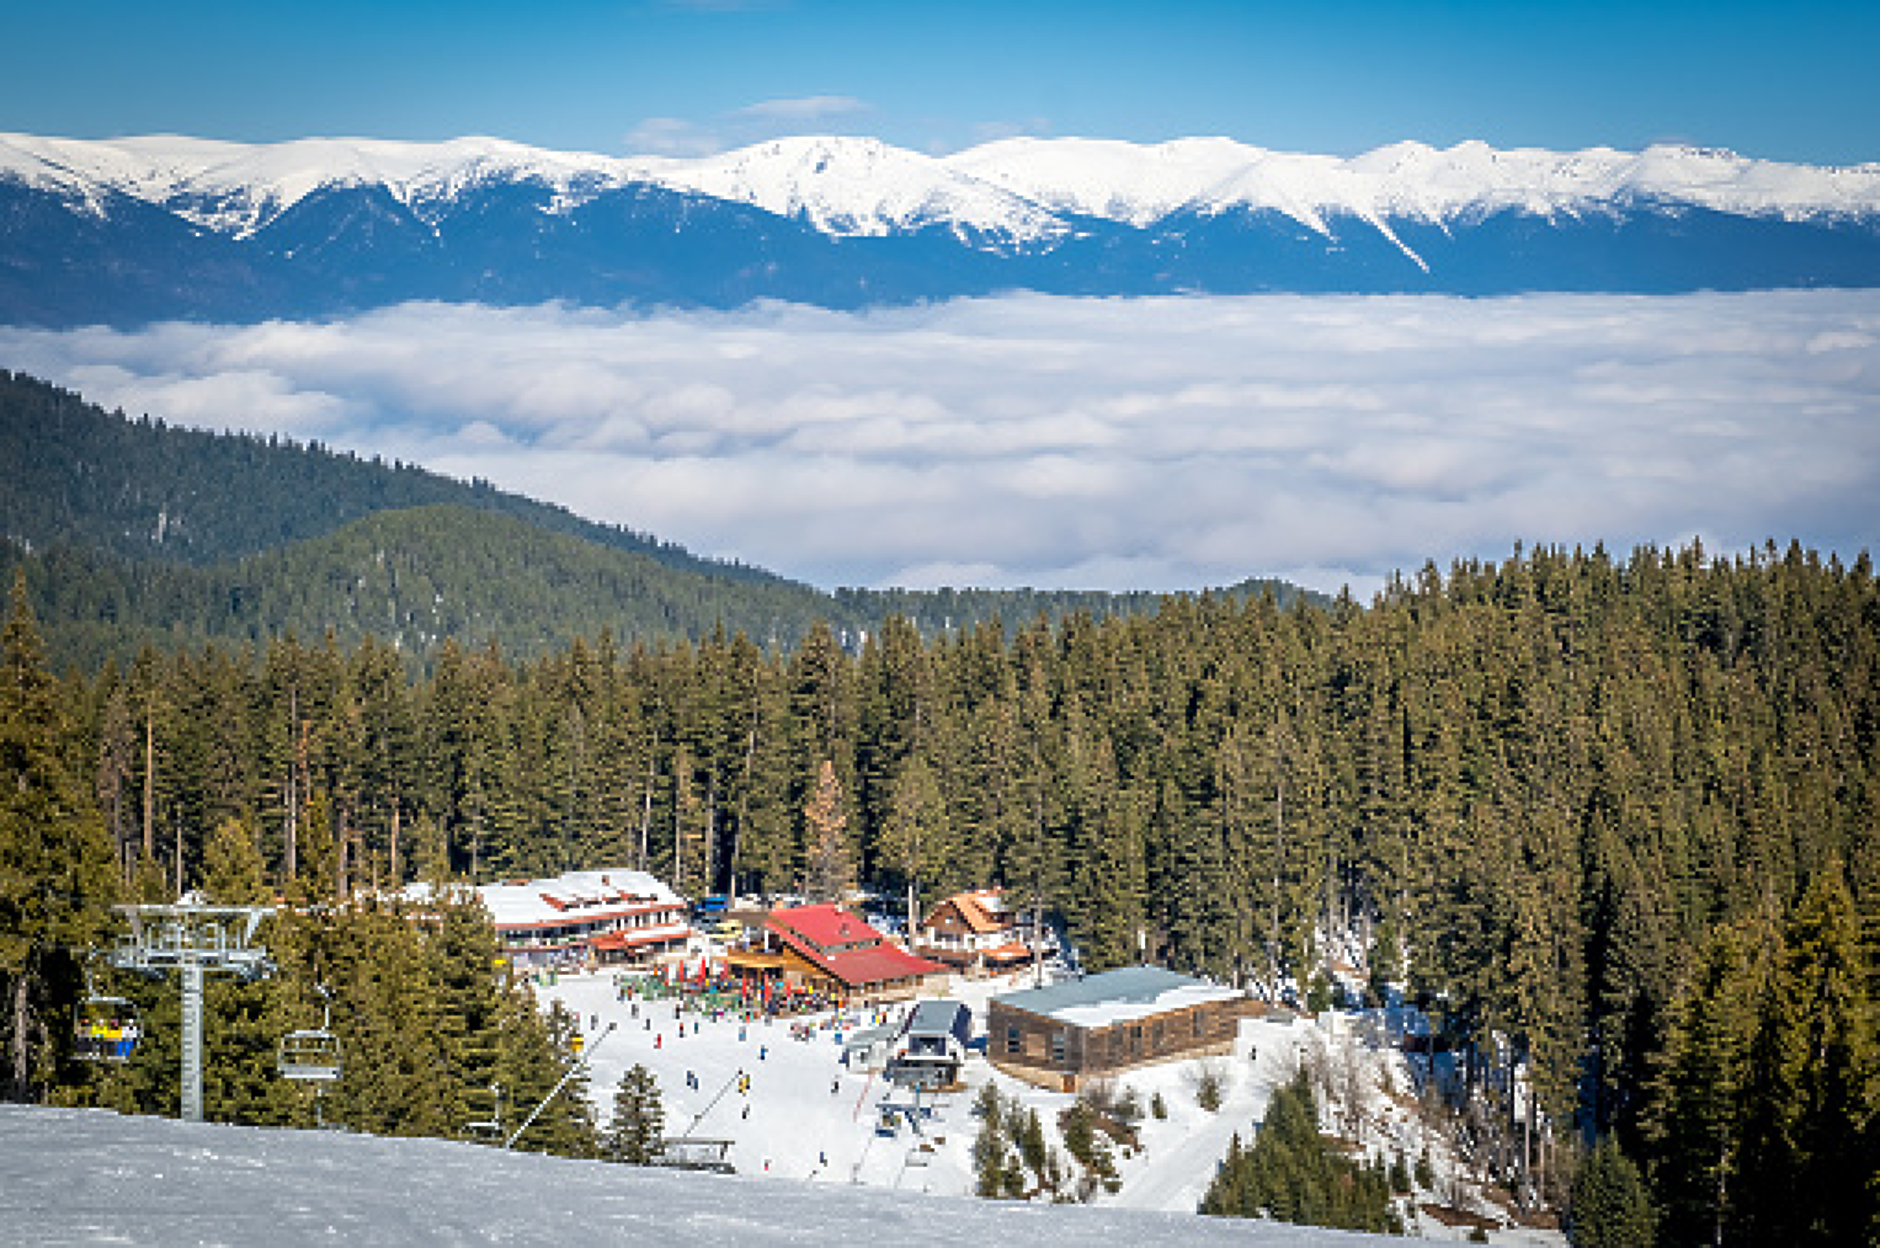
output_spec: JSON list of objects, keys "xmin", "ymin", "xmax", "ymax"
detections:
[{"xmin": 885, "ymin": 1000, "xmax": 972, "ymax": 1089}]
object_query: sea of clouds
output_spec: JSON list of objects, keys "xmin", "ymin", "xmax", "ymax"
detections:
[{"xmin": 4, "ymin": 290, "xmax": 1875, "ymax": 596}]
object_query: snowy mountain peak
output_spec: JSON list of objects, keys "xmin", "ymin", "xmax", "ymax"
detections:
[
  {"xmin": 644, "ymin": 134, "xmax": 1067, "ymax": 242},
  {"xmin": 8, "ymin": 131, "xmax": 1875, "ymax": 242},
  {"xmin": 4, "ymin": 130, "xmax": 1878, "ymax": 326}
]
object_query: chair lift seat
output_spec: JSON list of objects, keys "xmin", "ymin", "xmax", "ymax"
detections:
[
  {"xmin": 74, "ymin": 995, "xmax": 141, "ymax": 1063},
  {"xmin": 278, "ymin": 1028, "xmax": 342, "ymax": 1082}
]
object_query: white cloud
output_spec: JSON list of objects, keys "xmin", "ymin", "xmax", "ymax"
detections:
[
  {"xmin": 731, "ymin": 95, "xmax": 872, "ymax": 126},
  {"xmin": 623, "ymin": 117, "xmax": 726, "ymax": 158},
  {"xmin": 3, "ymin": 291, "xmax": 1876, "ymax": 597},
  {"xmin": 626, "ymin": 96, "xmax": 875, "ymax": 156}
]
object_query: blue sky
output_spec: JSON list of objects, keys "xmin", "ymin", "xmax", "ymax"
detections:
[{"xmin": 8, "ymin": 1, "xmax": 1877, "ymax": 162}]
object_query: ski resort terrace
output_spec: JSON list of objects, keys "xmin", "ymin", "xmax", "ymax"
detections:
[{"xmin": 726, "ymin": 903, "xmax": 945, "ymax": 1003}]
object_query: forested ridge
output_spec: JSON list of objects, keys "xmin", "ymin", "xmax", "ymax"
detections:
[
  {"xmin": 1, "ymin": 369, "xmax": 1316, "ymax": 666},
  {"xmin": 0, "ymin": 367, "xmax": 767, "ymax": 578}
]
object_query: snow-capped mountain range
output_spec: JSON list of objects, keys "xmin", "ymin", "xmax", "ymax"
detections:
[{"xmin": 4, "ymin": 131, "xmax": 1878, "ymax": 325}]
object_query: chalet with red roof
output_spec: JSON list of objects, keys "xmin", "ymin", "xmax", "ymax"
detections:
[
  {"xmin": 916, "ymin": 889, "xmax": 1034, "ymax": 976},
  {"xmin": 727, "ymin": 903, "xmax": 943, "ymax": 1001}
]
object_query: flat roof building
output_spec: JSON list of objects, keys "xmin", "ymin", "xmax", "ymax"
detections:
[{"xmin": 986, "ymin": 966, "xmax": 1254, "ymax": 1091}]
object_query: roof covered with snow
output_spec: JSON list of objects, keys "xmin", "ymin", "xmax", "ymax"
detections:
[
  {"xmin": 993, "ymin": 967, "xmax": 1244, "ymax": 1029},
  {"xmin": 476, "ymin": 868, "xmax": 682, "ymax": 930}
]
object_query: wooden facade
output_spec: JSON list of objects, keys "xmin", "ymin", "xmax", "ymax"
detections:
[
  {"xmin": 724, "ymin": 903, "xmax": 943, "ymax": 1002},
  {"xmin": 986, "ymin": 967, "xmax": 1257, "ymax": 1092},
  {"xmin": 915, "ymin": 889, "xmax": 1034, "ymax": 975}
]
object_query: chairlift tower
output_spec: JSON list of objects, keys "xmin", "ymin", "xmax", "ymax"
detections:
[{"xmin": 107, "ymin": 904, "xmax": 274, "ymax": 1124}]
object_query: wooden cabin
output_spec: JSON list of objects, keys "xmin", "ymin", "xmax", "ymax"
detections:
[{"xmin": 986, "ymin": 966, "xmax": 1257, "ymax": 1091}]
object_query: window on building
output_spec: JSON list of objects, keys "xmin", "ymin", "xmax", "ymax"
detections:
[
  {"xmin": 1051, "ymin": 1032, "xmax": 1067, "ymax": 1065},
  {"xmin": 1006, "ymin": 1024, "xmax": 1021, "ymax": 1055},
  {"xmin": 1193, "ymin": 1010, "xmax": 1204, "ymax": 1038}
]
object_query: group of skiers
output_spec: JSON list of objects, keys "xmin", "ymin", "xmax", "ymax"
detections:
[{"xmin": 75, "ymin": 1016, "xmax": 141, "ymax": 1061}]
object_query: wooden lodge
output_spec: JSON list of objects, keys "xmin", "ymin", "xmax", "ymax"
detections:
[
  {"xmin": 986, "ymin": 966, "xmax": 1257, "ymax": 1092},
  {"xmin": 914, "ymin": 889, "xmax": 1035, "ymax": 976}
]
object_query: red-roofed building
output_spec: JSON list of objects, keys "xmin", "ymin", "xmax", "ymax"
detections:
[
  {"xmin": 916, "ymin": 889, "xmax": 1035, "ymax": 976},
  {"xmin": 727, "ymin": 903, "xmax": 943, "ymax": 1001}
]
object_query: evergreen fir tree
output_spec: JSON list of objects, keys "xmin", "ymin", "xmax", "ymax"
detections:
[
  {"xmin": 1737, "ymin": 860, "xmax": 1877, "ymax": 1243},
  {"xmin": 1567, "ymin": 1136, "xmax": 1654, "ymax": 1248},
  {"xmin": 1201, "ymin": 1070, "xmax": 1400, "ymax": 1234},
  {"xmin": 803, "ymin": 759, "xmax": 853, "ymax": 903},
  {"xmin": 200, "ymin": 815, "xmax": 271, "ymax": 905},
  {"xmin": 880, "ymin": 754, "xmax": 949, "ymax": 931},
  {"xmin": 603, "ymin": 1063, "xmax": 665, "ymax": 1164},
  {"xmin": 1643, "ymin": 912, "xmax": 1769, "ymax": 1246}
]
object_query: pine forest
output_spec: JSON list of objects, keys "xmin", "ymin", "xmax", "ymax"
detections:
[{"xmin": 3, "ymin": 436, "xmax": 1878, "ymax": 1238}]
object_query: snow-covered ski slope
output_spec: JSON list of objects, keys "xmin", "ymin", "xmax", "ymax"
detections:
[
  {"xmin": 535, "ymin": 966, "xmax": 1557, "ymax": 1242},
  {"xmin": 2, "ymin": 1100, "xmax": 1386, "ymax": 1246}
]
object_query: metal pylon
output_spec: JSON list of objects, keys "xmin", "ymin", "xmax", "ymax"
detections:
[{"xmin": 106, "ymin": 904, "xmax": 274, "ymax": 1123}]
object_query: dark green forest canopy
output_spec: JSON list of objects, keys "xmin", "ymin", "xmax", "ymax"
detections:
[
  {"xmin": 0, "ymin": 367, "xmax": 762, "ymax": 578},
  {"xmin": 49, "ymin": 541, "xmax": 1880, "ymax": 1124}
]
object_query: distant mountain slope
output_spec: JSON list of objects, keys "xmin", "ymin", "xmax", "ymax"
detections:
[
  {"xmin": 3, "ymin": 132, "xmax": 1878, "ymax": 325},
  {"xmin": 3, "ymin": 505, "xmax": 853, "ymax": 667},
  {"xmin": 1, "ymin": 370, "xmax": 1323, "ymax": 666},
  {"xmin": 0, "ymin": 368, "xmax": 778, "ymax": 582}
]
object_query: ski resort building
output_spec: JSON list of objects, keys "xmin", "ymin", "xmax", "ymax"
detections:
[
  {"xmin": 914, "ymin": 889, "xmax": 1034, "ymax": 976},
  {"xmin": 726, "ymin": 903, "xmax": 944, "ymax": 1002},
  {"xmin": 885, "ymin": 1000, "xmax": 973, "ymax": 1089},
  {"xmin": 476, "ymin": 869, "xmax": 690, "ymax": 971},
  {"xmin": 986, "ymin": 966, "xmax": 1254, "ymax": 1091}
]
